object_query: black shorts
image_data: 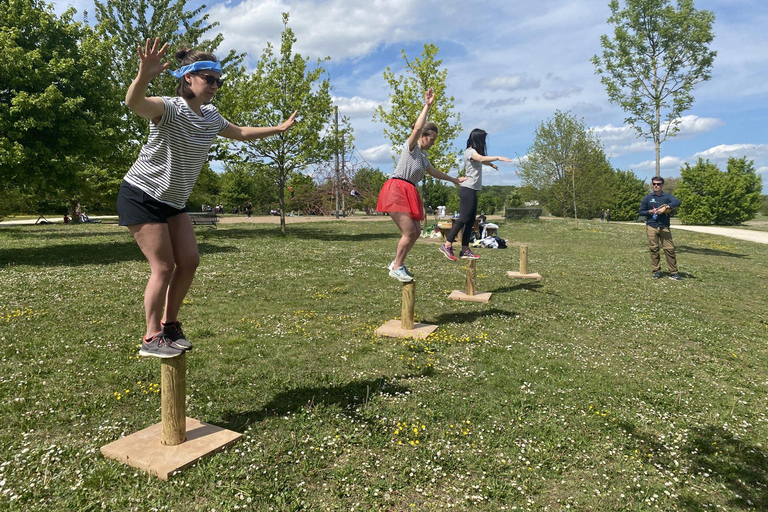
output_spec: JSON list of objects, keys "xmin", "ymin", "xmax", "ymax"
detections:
[{"xmin": 117, "ymin": 181, "xmax": 187, "ymax": 226}]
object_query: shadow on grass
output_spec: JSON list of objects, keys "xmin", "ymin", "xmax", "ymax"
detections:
[
  {"xmin": 677, "ymin": 245, "xmax": 749, "ymax": 259},
  {"xmin": 490, "ymin": 281, "xmax": 545, "ymax": 294},
  {"xmin": 429, "ymin": 308, "xmax": 518, "ymax": 325},
  {"xmin": 219, "ymin": 376, "xmax": 418, "ymax": 432},
  {"xmin": 0, "ymin": 241, "xmax": 237, "ymax": 266},
  {"xmin": 617, "ymin": 420, "xmax": 768, "ymax": 511},
  {"xmin": 201, "ymin": 225, "xmax": 398, "ymax": 243}
]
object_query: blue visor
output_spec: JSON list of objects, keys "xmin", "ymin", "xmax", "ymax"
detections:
[{"xmin": 167, "ymin": 60, "xmax": 223, "ymax": 79}]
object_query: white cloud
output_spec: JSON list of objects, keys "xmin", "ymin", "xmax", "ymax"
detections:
[
  {"xmin": 208, "ymin": 0, "xmax": 420, "ymax": 61},
  {"xmin": 358, "ymin": 144, "xmax": 394, "ymax": 167},
  {"xmin": 662, "ymin": 115, "xmax": 724, "ymax": 138},
  {"xmin": 693, "ymin": 143, "xmax": 768, "ymax": 161},
  {"xmin": 543, "ymin": 86, "xmax": 582, "ymax": 100},
  {"xmin": 629, "ymin": 156, "xmax": 686, "ymax": 174},
  {"xmin": 333, "ymin": 96, "xmax": 381, "ymax": 119},
  {"xmin": 474, "ymin": 75, "xmax": 540, "ymax": 91}
]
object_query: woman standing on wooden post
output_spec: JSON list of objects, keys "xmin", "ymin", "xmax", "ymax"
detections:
[
  {"xmin": 118, "ymin": 38, "xmax": 297, "ymax": 358},
  {"xmin": 439, "ymin": 128, "xmax": 511, "ymax": 261},
  {"xmin": 376, "ymin": 88, "xmax": 466, "ymax": 282}
]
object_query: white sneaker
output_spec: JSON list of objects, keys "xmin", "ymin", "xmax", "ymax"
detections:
[
  {"xmin": 388, "ymin": 261, "xmax": 414, "ymax": 277},
  {"xmin": 388, "ymin": 265, "xmax": 414, "ymax": 282}
]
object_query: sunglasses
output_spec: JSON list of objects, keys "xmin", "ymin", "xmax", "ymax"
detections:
[
  {"xmin": 192, "ymin": 73, "xmax": 223, "ymax": 88},
  {"xmin": 652, "ymin": 182, "xmax": 663, "ymax": 186}
]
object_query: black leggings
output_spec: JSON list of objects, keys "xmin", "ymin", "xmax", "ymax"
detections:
[{"xmin": 446, "ymin": 187, "xmax": 477, "ymax": 247}]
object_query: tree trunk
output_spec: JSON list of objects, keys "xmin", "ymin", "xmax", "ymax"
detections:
[{"xmin": 278, "ymin": 178, "xmax": 286, "ymax": 236}]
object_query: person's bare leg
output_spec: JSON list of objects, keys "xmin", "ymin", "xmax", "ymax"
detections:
[
  {"xmin": 390, "ymin": 212, "xmax": 421, "ymax": 268},
  {"xmin": 128, "ymin": 222, "xmax": 175, "ymax": 338},
  {"xmin": 162, "ymin": 213, "xmax": 199, "ymax": 324}
]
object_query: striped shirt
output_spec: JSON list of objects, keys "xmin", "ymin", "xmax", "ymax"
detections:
[
  {"xmin": 392, "ymin": 141, "xmax": 431, "ymax": 184},
  {"xmin": 462, "ymin": 148, "xmax": 483, "ymax": 190},
  {"xmin": 123, "ymin": 96, "xmax": 230, "ymax": 209}
]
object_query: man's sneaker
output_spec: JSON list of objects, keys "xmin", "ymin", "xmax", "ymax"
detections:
[
  {"xmin": 389, "ymin": 265, "xmax": 414, "ymax": 282},
  {"xmin": 388, "ymin": 261, "xmax": 414, "ymax": 277},
  {"xmin": 652, "ymin": 271, "xmax": 661, "ymax": 279},
  {"xmin": 139, "ymin": 332, "xmax": 185, "ymax": 358},
  {"xmin": 438, "ymin": 244, "xmax": 458, "ymax": 261},
  {"xmin": 459, "ymin": 249, "xmax": 480, "ymax": 260},
  {"xmin": 163, "ymin": 321, "xmax": 193, "ymax": 351},
  {"xmin": 669, "ymin": 273, "xmax": 682, "ymax": 281}
]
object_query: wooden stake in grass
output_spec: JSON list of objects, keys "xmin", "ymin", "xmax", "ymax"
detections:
[
  {"xmin": 161, "ymin": 353, "xmax": 186, "ymax": 446},
  {"xmin": 376, "ymin": 279, "xmax": 438, "ymax": 339},
  {"xmin": 401, "ymin": 281, "xmax": 415, "ymax": 330},
  {"xmin": 449, "ymin": 258, "xmax": 492, "ymax": 302},
  {"xmin": 507, "ymin": 245, "xmax": 542, "ymax": 280}
]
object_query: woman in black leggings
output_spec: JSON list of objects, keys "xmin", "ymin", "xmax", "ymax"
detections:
[{"xmin": 439, "ymin": 128, "xmax": 511, "ymax": 260}]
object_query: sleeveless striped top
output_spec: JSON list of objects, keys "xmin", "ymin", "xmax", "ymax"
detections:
[{"xmin": 123, "ymin": 96, "xmax": 230, "ymax": 209}]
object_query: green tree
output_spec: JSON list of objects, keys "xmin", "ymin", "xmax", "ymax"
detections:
[
  {"xmin": 676, "ymin": 157, "xmax": 762, "ymax": 225},
  {"xmin": 373, "ymin": 43, "xmax": 462, "ymax": 211},
  {"xmin": 516, "ymin": 110, "xmax": 615, "ymax": 219},
  {"xmin": 216, "ymin": 13, "xmax": 336, "ymax": 234},
  {"xmin": 219, "ymin": 162, "xmax": 258, "ymax": 211},
  {"xmin": 351, "ymin": 167, "xmax": 388, "ymax": 215},
  {"xmin": 609, "ymin": 169, "xmax": 647, "ymax": 220},
  {"xmin": 0, "ymin": 0, "xmax": 127, "ymax": 216},
  {"xmin": 592, "ymin": 0, "xmax": 716, "ymax": 177},
  {"xmin": 94, "ymin": 0, "xmax": 241, "ymax": 150},
  {"xmin": 188, "ymin": 164, "xmax": 221, "ymax": 212}
]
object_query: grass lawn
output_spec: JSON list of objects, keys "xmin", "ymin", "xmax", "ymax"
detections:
[{"xmin": 1, "ymin": 218, "xmax": 767, "ymax": 511}]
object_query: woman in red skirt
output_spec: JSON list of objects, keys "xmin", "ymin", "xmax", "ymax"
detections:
[{"xmin": 377, "ymin": 88, "xmax": 466, "ymax": 282}]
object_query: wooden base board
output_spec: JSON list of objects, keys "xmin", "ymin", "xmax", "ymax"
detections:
[
  {"xmin": 375, "ymin": 320, "xmax": 438, "ymax": 339},
  {"xmin": 507, "ymin": 271, "xmax": 542, "ymax": 280},
  {"xmin": 100, "ymin": 417, "xmax": 242, "ymax": 480},
  {"xmin": 449, "ymin": 290, "xmax": 492, "ymax": 303}
]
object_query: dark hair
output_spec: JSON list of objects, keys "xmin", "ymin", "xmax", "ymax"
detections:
[
  {"xmin": 175, "ymin": 48, "xmax": 219, "ymax": 99},
  {"xmin": 652, "ymin": 177, "xmax": 665, "ymax": 184},
  {"xmin": 466, "ymin": 128, "xmax": 488, "ymax": 156}
]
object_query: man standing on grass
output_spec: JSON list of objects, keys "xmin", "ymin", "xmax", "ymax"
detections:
[{"xmin": 639, "ymin": 177, "xmax": 682, "ymax": 281}]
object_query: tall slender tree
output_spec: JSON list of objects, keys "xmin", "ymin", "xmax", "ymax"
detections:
[
  {"xmin": 592, "ymin": 0, "xmax": 716, "ymax": 177},
  {"xmin": 374, "ymin": 44, "xmax": 462, "ymax": 208},
  {"xmin": 216, "ymin": 13, "xmax": 339, "ymax": 235}
]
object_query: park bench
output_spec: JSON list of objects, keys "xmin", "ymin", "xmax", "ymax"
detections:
[{"xmin": 189, "ymin": 212, "xmax": 219, "ymax": 228}]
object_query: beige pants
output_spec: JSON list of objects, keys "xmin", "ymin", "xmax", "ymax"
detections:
[{"xmin": 646, "ymin": 225, "xmax": 677, "ymax": 273}]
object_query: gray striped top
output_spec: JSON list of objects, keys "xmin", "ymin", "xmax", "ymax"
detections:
[
  {"xmin": 123, "ymin": 96, "xmax": 230, "ymax": 209},
  {"xmin": 392, "ymin": 141, "xmax": 432, "ymax": 184}
]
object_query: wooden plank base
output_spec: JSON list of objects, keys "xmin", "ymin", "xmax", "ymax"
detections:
[
  {"xmin": 100, "ymin": 417, "xmax": 242, "ymax": 480},
  {"xmin": 506, "ymin": 271, "xmax": 542, "ymax": 280},
  {"xmin": 375, "ymin": 320, "xmax": 438, "ymax": 339},
  {"xmin": 449, "ymin": 290, "xmax": 492, "ymax": 303}
]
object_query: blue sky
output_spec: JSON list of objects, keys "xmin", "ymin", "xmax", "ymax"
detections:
[{"xmin": 53, "ymin": 0, "xmax": 768, "ymax": 186}]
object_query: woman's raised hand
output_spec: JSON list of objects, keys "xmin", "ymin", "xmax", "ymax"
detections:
[
  {"xmin": 137, "ymin": 37, "xmax": 169, "ymax": 80},
  {"xmin": 279, "ymin": 110, "xmax": 299, "ymax": 132},
  {"xmin": 425, "ymin": 87, "xmax": 435, "ymax": 107}
]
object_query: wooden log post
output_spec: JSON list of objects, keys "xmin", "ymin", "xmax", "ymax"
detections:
[
  {"xmin": 161, "ymin": 353, "xmax": 187, "ymax": 446},
  {"xmin": 465, "ymin": 259, "xmax": 476, "ymax": 296},
  {"xmin": 401, "ymin": 281, "xmax": 415, "ymax": 330},
  {"xmin": 520, "ymin": 245, "xmax": 528, "ymax": 275}
]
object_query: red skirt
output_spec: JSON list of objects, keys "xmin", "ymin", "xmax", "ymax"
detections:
[{"xmin": 377, "ymin": 178, "xmax": 424, "ymax": 221}]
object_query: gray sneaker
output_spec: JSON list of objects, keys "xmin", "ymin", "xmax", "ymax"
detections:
[
  {"xmin": 388, "ymin": 261, "xmax": 413, "ymax": 277},
  {"xmin": 163, "ymin": 321, "xmax": 193, "ymax": 351},
  {"xmin": 389, "ymin": 265, "xmax": 414, "ymax": 282},
  {"xmin": 652, "ymin": 271, "xmax": 661, "ymax": 279},
  {"xmin": 669, "ymin": 273, "xmax": 682, "ymax": 281},
  {"xmin": 139, "ymin": 332, "xmax": 185, "ymax": 358}
]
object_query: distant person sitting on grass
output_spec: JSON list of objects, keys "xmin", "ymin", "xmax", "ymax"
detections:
[
  {"xmin": 117, "ymin": 37, "xmax": 297, "ymax": 358},
  {"xmin": 376, "ymin": 87, "xmax": 466, "ymax": 282}
]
